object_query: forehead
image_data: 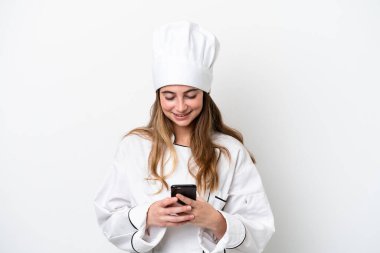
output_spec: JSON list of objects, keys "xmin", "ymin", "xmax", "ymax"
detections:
[{"xmin": 160, "ymin": 85, "xmax": 200, "ymax": 93}]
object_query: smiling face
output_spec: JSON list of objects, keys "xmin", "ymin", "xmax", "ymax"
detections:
[{"xmin": 159, "ymin": 85, "xmax": 204, "ymax": 130}]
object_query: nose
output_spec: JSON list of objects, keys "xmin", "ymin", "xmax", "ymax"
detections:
[{"xmin": 175, "ymin": 98, "xmax": 188, "ymax": 113}]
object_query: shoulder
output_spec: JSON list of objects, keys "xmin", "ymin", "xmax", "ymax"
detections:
[
  {"xmin": 117, "ymin": 133, "xmax": 152, "ymax": 153},
  {"xmin": 213, "ymin": 132, "xmax": 255, "ymax": 168},
  {"xmin": 212, "ymin": 132, "xmax": 246, "ymax": 152}
]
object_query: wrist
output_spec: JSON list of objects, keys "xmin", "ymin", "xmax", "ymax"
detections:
[
  {"xmin": 210, "ymin": 210, "xmax": 227, "ymax": 239},
  {"xmin": 146, "ymin": 205, "xmax": 153, "ymax": 228}
]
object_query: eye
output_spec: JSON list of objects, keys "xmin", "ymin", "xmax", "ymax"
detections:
[
  {"xmin": 186, "ymin": 95, "xmax": 197, "ymax": 99},
  {"xmin": 165, "ymin": 97, "xmax": 175, "ymax": 101}
]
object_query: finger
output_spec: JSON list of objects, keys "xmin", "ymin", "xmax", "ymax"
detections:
[
  {"xmin": 163, "ymin": 220, "xmax": 190, "ymax": 227},
  {"xmin": 168, "ymin": 202, "xmax": 183, "ymax": 208},
  {"xmin": 159, "ymin": 197, "xmax": 178, "ymax": 207},
  {"xmin": 175, "ymin": 210, "xmax": 193, "ymax": 216},
  {"xmin": 163, "ymin": 214, "xmax": 194, "ymax": 223},
  {"xmin": 165, "ymin": 205, "xmax": 192, "ymax": 215},
  {"xmin": 176, "ymin": 194, "xmax": 195, "ymax": 206}
]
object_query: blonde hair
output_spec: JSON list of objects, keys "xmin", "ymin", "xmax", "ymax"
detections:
[{"xmin": 123, "ymin": 90, "xmax": 256, "ymax": 194}]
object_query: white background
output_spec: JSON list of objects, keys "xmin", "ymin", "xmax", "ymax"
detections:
[{"xmin": 1, "ymin": 0, "xmax": 379, "ymax": 252}]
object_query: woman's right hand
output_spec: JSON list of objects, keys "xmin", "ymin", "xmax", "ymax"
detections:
[{"xmin": 146, "ymin": 197, "xmax": 194, "ymax": 228}]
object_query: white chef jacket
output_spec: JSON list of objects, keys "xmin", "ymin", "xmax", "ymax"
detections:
[{"xmin": 94, "ymin": 132, "xmax": 275, "ymax": 253}]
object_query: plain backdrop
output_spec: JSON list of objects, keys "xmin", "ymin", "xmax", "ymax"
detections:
[{"xmin": 1, "ymin": 0, "xmax": 379, "ymax": 253}]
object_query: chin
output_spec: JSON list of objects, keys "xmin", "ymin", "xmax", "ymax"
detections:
[
  {"xmin": 172, "ymin": 117, "xmax": 194, "ymax": 126},
  {"xmin": 173, "ymin": 120, "xmax": 192, "ymax": 126}
]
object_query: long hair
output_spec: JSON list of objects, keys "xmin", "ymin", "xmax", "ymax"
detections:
[{"xmin": 123, "ymin": 90, "xmax": 256, "ymax": 194}]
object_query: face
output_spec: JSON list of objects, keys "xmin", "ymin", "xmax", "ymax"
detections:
[{"xmin": 159, "ymin": 85, "xmax": 204, "ymax": 129}]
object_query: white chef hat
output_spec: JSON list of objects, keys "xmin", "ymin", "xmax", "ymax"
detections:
[{"xmin": 152, "ymin": 20, "xmax": 220, "ymax": 93}]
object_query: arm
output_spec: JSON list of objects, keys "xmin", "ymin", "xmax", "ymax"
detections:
[
  {"xmin": 93, "ymin": 137, "xmax": 166, "ymax": 252},
  {"xmin": 197, "ymin": 146, "xmax": 275, "ymax": 253}
]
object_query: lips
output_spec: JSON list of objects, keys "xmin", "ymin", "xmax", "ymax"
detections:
[
  {"xmin": 173, "ymin": 111, "xmax": 191, "ymax": 117},
  {"xmin": 173, "ymin": 111, "xmax": 191, "ymax": 120}
]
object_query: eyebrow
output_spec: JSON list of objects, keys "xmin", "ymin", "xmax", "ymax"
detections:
[{"xmin": 160, "ymin": 88, "xmax": 199, "ymax": 94}]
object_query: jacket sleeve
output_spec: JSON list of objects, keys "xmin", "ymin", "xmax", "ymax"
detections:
[
  {"xmin": 93, "ymin": 137, "xmax": 166, "ymax": 252},
  {"xmin": 199, "ymin": 145, "xmax": 275, "ymax": 253}
]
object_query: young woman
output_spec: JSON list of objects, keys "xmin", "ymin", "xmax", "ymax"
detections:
[{"xmin": 94, "ymin": 20, "xmax": 275, "ymax": 253}]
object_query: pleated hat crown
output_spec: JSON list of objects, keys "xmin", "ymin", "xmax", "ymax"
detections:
[{"xmin": 152, "ymin": 20, "xmax": 220, "ymax": 93}]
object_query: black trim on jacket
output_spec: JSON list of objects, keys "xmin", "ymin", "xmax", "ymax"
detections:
[
  {"xmin": 131, "ymin": 231, "xmax": 140, "ymax": 252},
  {"xmin": 226, "ymin": 223, "xmax": 247, "ymax": 249},
  {"xmin": 128, "ymin": 206, "xmax": 138, "ymax": 230}
]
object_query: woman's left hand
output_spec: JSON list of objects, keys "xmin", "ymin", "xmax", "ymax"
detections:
[{"xmin": 176, "ymin": 193, "xmax": 227, "ymax": 240}]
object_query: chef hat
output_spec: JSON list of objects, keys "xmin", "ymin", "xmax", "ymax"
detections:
[{"xmin": 152, "ymin": 20, "xmax": 220, "ymax": 93}]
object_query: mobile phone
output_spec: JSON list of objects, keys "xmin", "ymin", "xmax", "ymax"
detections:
[{"xmin": 171, "ymin": 184, "xmax": 197, "ymax": 205}]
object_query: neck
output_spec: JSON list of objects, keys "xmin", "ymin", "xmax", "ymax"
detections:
[{"xmin": 173, "ymin": 125, "xmax": 192, "ymax": 146}]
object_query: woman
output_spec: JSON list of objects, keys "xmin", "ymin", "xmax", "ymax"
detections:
[{"xmin": 94, "ymin": 20, "xmax": 275, "ymax": 253}]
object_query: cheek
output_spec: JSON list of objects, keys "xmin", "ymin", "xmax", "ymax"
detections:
[
  {"xmin": 160, "ymin": 99, "xmax": 174, "ymax": 111},
  {"xmin": 191, "ymin": 98, "xmax": 203, "ymax": 111}
]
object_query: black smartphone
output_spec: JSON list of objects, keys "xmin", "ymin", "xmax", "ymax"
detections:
[{"xmin": 171, "ymin": 184, "xmax": 197, "ymax": 205}]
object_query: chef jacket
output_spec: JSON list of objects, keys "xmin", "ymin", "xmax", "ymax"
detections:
[{"xmin": 94, "ymin": 132, "xmax": 275, "ymax": 253}]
